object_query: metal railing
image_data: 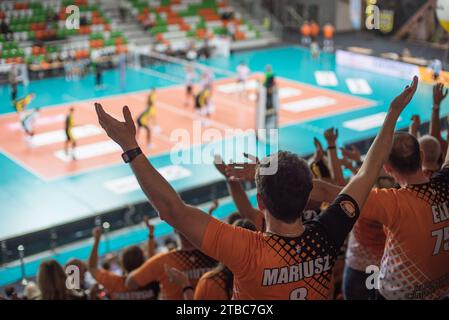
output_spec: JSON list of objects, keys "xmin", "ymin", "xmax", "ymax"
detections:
[{"xmin": 285, "ymin": 6, "xmax": 304, "ymax": 29}]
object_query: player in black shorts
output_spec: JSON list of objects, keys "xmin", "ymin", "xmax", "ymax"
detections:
[{"xmin": 65, "ymin": 107, "xmax": 76, "ymax": 161}]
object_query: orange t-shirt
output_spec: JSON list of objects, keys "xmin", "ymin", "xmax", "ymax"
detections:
[
  {"xmin": 131, "ymin": 250, "xmax": 216, "ymax": 300},
  {"xmin": 194, "ymin": 270, "xmax": 232, "ymax": 300},
  {"xmin": 323, "ymin": 25, "xmax": 334, "ymax": 39},
  {"xmin": 93, "ymin": 269, "xmax": 159, "ymax": 300},
  {"xmin": 300, "ymin": 24, "xmax": 311, "ymax": 37},
  {"xmin": 361, "ymin": 167, "xmax": 449, "ymax": 300},
  {"xmin": 310, "ymin": 23, "xmax": 320, "ymax": 37},
  {"xmin": 201, "ymin": 194, "xmax": 360, "ymax": 300},
  {"xmin": 345, "ymin": 217, "xmax": 386, "ymax": 271}
]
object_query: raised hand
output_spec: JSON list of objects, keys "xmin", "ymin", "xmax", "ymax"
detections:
[
  {"xmin": 433, "ymin": 83, "xmax": 448, "ymax": 107},
  {"xmin": 390, "ymin": 76, "xmax": 418, "ymax": 115},
  {"xmin": 143, "ymin": 216, "xmax": 155, "ymax": 235},
  {"xmin": 312, "ymin": 137, "xmax": 324, "ymax": 162},
  {"xmin": 213, "ymin": 155, "xmax": 228, "ymax": 178},
  {"xmin": 340, "ymin": 145, "xmax": 361, "ymax": 162},
  {"xmin": 95, "ymin": 103, "xmax": 138, "ymax": 151},
  {"xmin": 324, "ymin": 128, "xmax": 338, "ymax": 147},
  {"xmin": 409, "ymin": 114, "xmax": 421, "ymax": 138},
  {"xmin": 92, "ymin": 227, "xmax": 102, "ymax": 242},
  {"xmin": 226, "ymin": 154, "xmax": 258, "ymax": 181},
  {"xmin": 208, "ymin": 199, "xmax": 219, "ymax": 216},
  {"xmin": 340, "ymin": 156, "xmax": 358, "ymax": 174}
]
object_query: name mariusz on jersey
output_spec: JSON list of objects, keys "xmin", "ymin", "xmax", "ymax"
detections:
[{"xmin": 262, "ymin": 255, "xmax": 333, "ymax": 286}]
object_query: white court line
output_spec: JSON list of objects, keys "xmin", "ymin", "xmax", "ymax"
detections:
[
  {"xmin": 31, "ymin": 124, "xmax": 103, "ymax": 147},
  {"xmin": 346, "ymin": 78, "xmax": 373, "ymax": 95},
  {"xmin": 281, "ymin": 96, "xmax": 337, "ymax": 113},
  {"xmin": 315, "ymin": 71, "xmax": 338, "ymax": 86},
  {"xmin": 104, "ymin": 165, "xmax": 192, "ymax": 194},
  {"xmin": 248, "ymin": 87, "xmax": 303, "ymax": 101},
  {"xmin": 6, "ymin": 114, "xmax": 66, "ymax": 131},
  {"xmin": 54, "ymin": 140, "xmax": 121, "ymax": 162},
  {"xmin": 278, "ymin": 87, "xmax": 303, "ymax": 99},
  {"xmin": 343, "ymin": 112, "xmax": 402, "ymax": 131},
  {"xmin": 217, "ymin": 79, "xmax": 259, "ymax": 94}
]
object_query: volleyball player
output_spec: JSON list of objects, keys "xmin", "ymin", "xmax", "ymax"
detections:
[
  {"xmin": 201, "ymin": 69, "xmax": 215, "ymax": 115},
  {"xmin": 64, "ymin": 107, "xmax": 77, "ymax": 161},
  {"xmin": 21, "ymin": 107, "xmax": 40, "ymax": 145},
  {"xmin": 137, "ymin": 88, "xmax": 157, "ymax": 148},
  {"xmin": 236, "ymin": 61, "xmax": 250, "ymax": 99},
  {"xmin": 184, "ymin": 65, "xmax": 196, "ymax": 107},
  {"xmin": 194, "ymin": 87, "xmax": 211, "ymax": 124},
  {"xmin": 14, "ymin": 93, "xmax": 35, "ymax": 115}
]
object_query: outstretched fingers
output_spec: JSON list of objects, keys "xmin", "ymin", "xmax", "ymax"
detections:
[
  {"xmin": 95, "ymin": 102, "xmax": 120, "ymax": 129},
  {"xmin": 123, "ymin": 105, "xmax": 133, "ymax": 127}
]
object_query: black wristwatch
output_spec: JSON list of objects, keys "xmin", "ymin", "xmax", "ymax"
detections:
[{"xmin": 122, "ymin": 147, "xmax": 142, "ymax": 163}]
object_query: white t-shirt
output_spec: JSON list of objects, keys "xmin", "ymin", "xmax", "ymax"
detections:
[
  {"xmin": 185, "ymin": 71, "xmax": 195, "ymax": 85},
  {"xmin": 237, "ymin": 64, "xmax": 250, "ymax": 81}
]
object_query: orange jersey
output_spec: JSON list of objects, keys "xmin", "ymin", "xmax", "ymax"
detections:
[
  {"xmin": 194, "ymin": 269, "xmax": 232, "ymax": 300},
  {"xmin": 131, "ymin": 250, "xmax": 216, "ymax": 300},
  {"xmin": 300, "ymin": 24, "xmax": 311, "ymax": 37},
  {"xmin": 323, "ymin": 25, "xmax": 334, "ymax": 39},
  {"xmin": 310, "ymin": 23, "xmax": 320, "ymax": 37},
  {"xmin": 362, "ymin": 167, "xmax": 449, "ymax": 300},
  {"xmin": 345, "ymin": 217, "xmax": 386, "ymax": 271},
  {"xmin": 93, "ymin": 269, "xmax": 159, "ymax": 300},
  {"xmin": 201, "ymin": 194, "xmax": 360, "ymax": 300}
]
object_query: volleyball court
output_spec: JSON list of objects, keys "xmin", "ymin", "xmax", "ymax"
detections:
[{"xmin": 0, "ymin": 53, "xmax": 374, "ymax": 180}]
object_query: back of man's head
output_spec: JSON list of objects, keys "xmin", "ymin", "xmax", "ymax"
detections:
[
  {"xmin": 387, "ymin": 132, "xmax": 421, "ymax": 175},
  {"xmin": 121, "ymin": 246, "xmax": 144, "ymax": 274},
  {"xmin": 256, "ymin": 151, "xmax": 313, "ymax": 224},
  {"xmin": 419, "ymin": 135, "xmax": 442, "ymax": 167}
]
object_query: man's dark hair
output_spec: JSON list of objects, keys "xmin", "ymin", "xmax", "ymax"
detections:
[
  {"xmin": 121, "ymin": 246, "xmax": 144, "ymax": 273},
  {"xmin": 387, "ymin": 132, "xmax": 421, "ymax": 175},
  {"xmin": 255, "ymin": 151, "xmax": 313, "ymax": 224}
]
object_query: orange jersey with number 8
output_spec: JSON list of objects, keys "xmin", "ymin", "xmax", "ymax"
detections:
[{"xmin": 201, "ymin": 194, "xmax": 360, "ymax": 300}]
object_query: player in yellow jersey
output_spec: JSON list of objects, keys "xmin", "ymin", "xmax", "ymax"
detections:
[
  {"xmin": 137, "ymin": 89, "xmax": 158, "ymax": 148},
  {"xmin": 14, "ymin": 93, "xmax": 35, "ymax": 114},
  {"xmin": 195, "ymin": 87, "xmax": 211, "ymax": 117},
  {"xmin": 65, "ymin": 107, "xmax": 76, "ymax": 161}
]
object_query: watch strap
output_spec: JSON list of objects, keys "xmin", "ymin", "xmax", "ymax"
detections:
[{"xmin": 122, "ymin": 147, "xmax": 142, "ymax": 163}]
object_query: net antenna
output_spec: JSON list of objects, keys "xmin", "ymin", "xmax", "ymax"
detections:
[{"xmin": 256, "ymin": 83, "xmax": 280, "ymax": 143}]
